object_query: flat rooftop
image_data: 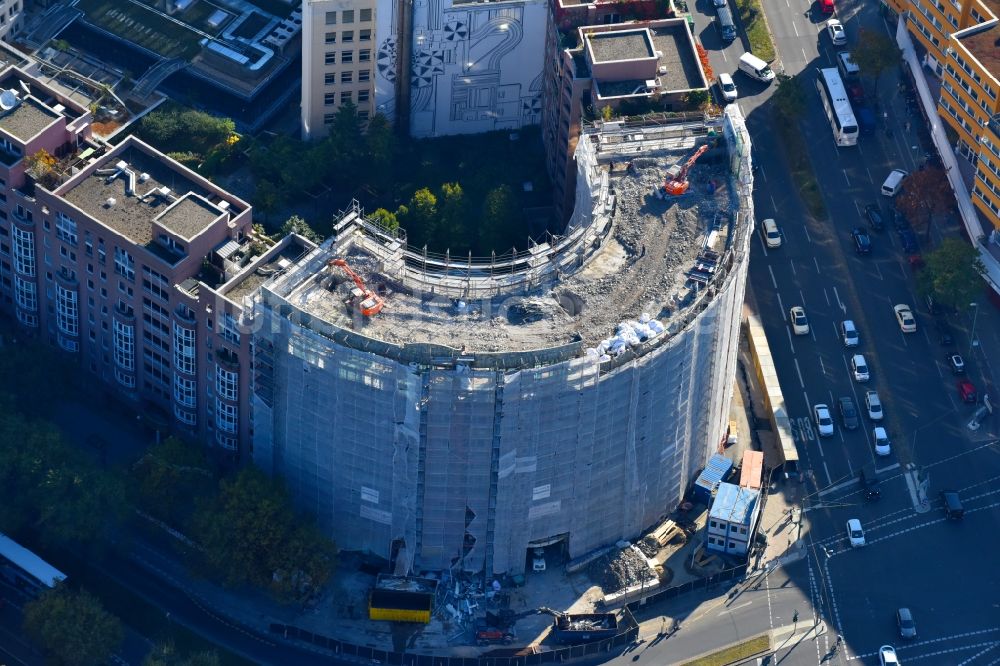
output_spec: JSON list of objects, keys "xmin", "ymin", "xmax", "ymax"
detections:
[
  {"xmin": 61, "ymin": 145, "xmax": 234, "ymax": 247},
  {"xmin": 274, "ymin": 135, "xmax": 739, "ymax": 353},
  {"xmin": 957, "ymin": 22, "xmax": 1000, "ymax": 75},
  {"xmin": 0, "ymin": 96, "xmax": 59, "ymax": 142},
  {"xmin": 223, "ymin": 237, "xmax": 314, "ymax": 303},
  {"xmin": 586, "ymin": 22, "xmax": 706, "ymax": 97},
  {"xmin": 587, "ymin": 30, "xmax": 654, "ymax": 62}
]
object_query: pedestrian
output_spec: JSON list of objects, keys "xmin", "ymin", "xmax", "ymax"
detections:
[{"xmin": 905, "ymin": 121, "xmax": 911, "ymax": 132}]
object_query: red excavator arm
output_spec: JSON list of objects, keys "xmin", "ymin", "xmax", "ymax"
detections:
[
  {"xmin": 330, "ymin": 258, "xmax": 384, "ymax": 317},
  {"xmin": 663, "ymin": 145, "xmax": 709, "ymax": 196}
]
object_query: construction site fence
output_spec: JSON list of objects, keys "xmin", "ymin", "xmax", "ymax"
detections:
[
  {"xmin": 268, "ymin": 623, "xmax": 640, "ymax": 666},
  {"xmin": 619, "ymin": 562, "xmax": 749, "ymax": 610}
]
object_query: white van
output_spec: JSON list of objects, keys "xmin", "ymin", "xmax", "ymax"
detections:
[
  {"xmin": 881, "ymin": 169, "xmax": 908, "ymax": 197},
  {"xmin": 738, "ymin": 53, "xmax": 775, "ymax": 83},
  {"xmin": 760, "ymin": 218, "xmax": 781, "ymax": 248},
  {"xmin": 836, "ymin": 51, "xmax": 860, "ymax": 80}
]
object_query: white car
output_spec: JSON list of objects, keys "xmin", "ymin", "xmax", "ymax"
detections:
[
  {"xmin": 894, "ymin": 304, "xmax": 916, "ymax": 333},
  {"xmin": 847, "ymin": 518, "xmax": 866, "ymax": 547},
  {"xmin": 760, "ymin": 218, "xmax": 781, "ymax": 248},
  {"xmin": 866, "ymin": 390, "xmax": 884, "ymax": 421},
  {"xmin": 718, "ymin": 72, "xmax": 738, "ymax": 103},
  {"xmin": 841, "ymin": 319, "xmax": 859, "ymax": 347},
  {"xmin": 873, "ymin": 426, "xmax": 890, "ymax": 456},
  {"xmin": 790, "ymin": 306, "xmax": 810, "ymax": 335},
  {"xmin": 879, "ymin": 645, "xmax": 900, "ymax": 665},
  {"xmin": 814, "ymin": 404, "xmax": 834, "ymax": 437},
  {"xmin": 851, "ymin": 354, "xmax": 870, "ymax": 382},
  {"xmin": 827, "ymin": 18, "xmax": 847, "ymax": 46}
]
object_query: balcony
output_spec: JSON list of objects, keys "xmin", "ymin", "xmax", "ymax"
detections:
[
  {"xmin": 215, "ymin": 347, "xmax": 240, "ymax": 371},
  {"xmin": 174, "ymin": 305, "xmax": 197, "ymax": 325},
  {"xmin": 114, "ymin": 302, "xmax": 136, "ymax": 323},
  {"xmin": 56, "ymin": 268, "xmax": 79, "ymax": 288}
]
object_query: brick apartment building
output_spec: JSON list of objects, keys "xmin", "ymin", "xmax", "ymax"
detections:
[{"xmin": 0, "ymin": 65, "xmax": 258, "ymax": 455}]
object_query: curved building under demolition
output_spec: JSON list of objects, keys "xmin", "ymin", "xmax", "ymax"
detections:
[{"xmin": 250, "ymin": 108, "xmax": 755, "ymax": 576}]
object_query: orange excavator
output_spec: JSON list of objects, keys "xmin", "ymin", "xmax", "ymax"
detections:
[
  {"xmin": 329, "ymin": 258, "xmax": 384, "ymax": 317},
  {"xmin": 662, "ymin": 144, "xmax": 709, "ymax": 196}
]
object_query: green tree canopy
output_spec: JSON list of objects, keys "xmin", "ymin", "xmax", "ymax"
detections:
[
  {"xmin": 853, "ymin": 28, "xmax": 899, "ymax": 93},
  {"xmin": 140, "ymin": 109, "xmax": 235, "ymax": 156},
  {"xmin": 895, "ymin": 167, "xmax": 954, "ymax": 238},
  {"xmin": 772, "ymin": 73, "xmax": 806, "ymax": 120},
  {"xmin": 192, "ymin": 467, "xmax": 336, "ymax": 601},
  {"xmin": 23, "ymin": 587, "xmax": 123, "ymax": 666},
  {"xmin": 916, "ymin": 238, "xmax": 985, "ymax": 311},
  {"xmin": 131, "ymin": 436, "xmax": 214, "ymax": 526},
  {"xmin": 144, "ymin": 642, "xmax": 220, "ymax": 666},
  {"xmin": 436, "ymin": 182, "xmax": 467, "ymax": 249},
  {"xmin": 407, "ymin": 188, "xmax": 439, "ymax": 240},
  {"xmin": 278, "ymin": 214, "xmax": 321, "ymax": 243},
  {"xmin": 480, "ymin": 184, "xmax": 520, "ymax": 253},
  {"xmin": 369, "ymin": 207, "xmax": 399, "ymax": 233}
]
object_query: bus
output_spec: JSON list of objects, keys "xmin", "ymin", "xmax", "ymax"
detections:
[
  {"xmin": 0, "ymin": 533, "xmax": 66, "ymax": 595},
  {"xmin": 816, "ymin": 68, "xmax": 859, "ymax": 147}
]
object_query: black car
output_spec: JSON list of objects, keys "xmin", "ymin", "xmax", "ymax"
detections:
[
  {"xmin": 893, "ymin": 209, "xmax": 910, "ymax": 232},
  {"xmin": 936, "ymin": 319, "xmax": 955, "ymax": 346},
  {"xmin": 839, "ymin": 396, "xmax": 860, "ymax": 430},
  {"xmin": 864, "ymin": 203, "xmax": 884, "ymax": 231},
  {"xmin": 899, "ymin": 229, "xmax": 919, "ymax": 253},
  {"xmin": 859, "ymin": 465, "xmax": 881, "ymax": 501},
  {"xmin": 851, "ymin": 227, "xmax": 872, "ymax": 254},
  {"xmin": 946, "ymin": 353, "xmax": 966, "ymax": 374}
]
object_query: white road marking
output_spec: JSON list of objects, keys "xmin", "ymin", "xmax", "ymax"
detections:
[
  {"xmin": 824, "ymin": 288, "xmax": 830, "ymax": 306},
  {"xmin": 790, "ymin": 259, "xmax": 797, "ymax": 276},
  {"xmin": 865, "ymin": 167, "xmax": 874, "ymax": 183},
  {"xmin": 843, "ymin": 171, "xmax": 850, "ymax": 187},
  {"xmin": 721, "ymin": 600, "xmax": 753, "ymax": 614},
  {"xmin": 820, "ymin": 357, "xmax": 826, "ymax": 375},
  {"xmin": 793, "ymin": 21, "xmax": 800, "ymax": 36},
  {"xmin": 804, "ymin": 225, "xmax": 813, "ymax": 243},
  {"xmin": 794, "ymin": 358, "xmax": 805, "ymax": 388},
  {"xmin": 833, "ymin": 287, "xmax": 846, "ymax": 314},
  {"xmin": 758, "ymin": 229, "xmax": 770, "ymax": 255},
  {"xmin": 768, "ymin": 265, "xmax": 778, "ymax": 289},
  {"xmin": 822, "ymin": 460, "xmax": 832, "ymax": 485},
  {"xmin": 875, "ymin": 262, "xmax": 884, "ymax": 280},
  {"xmin": 777, "ymin": 291, "xmax": 786, "ymax": 320},
  {"xmin": 814, "ymin": 256, "xmax": 821, "ymax": 273},
  {"xmin": 787, "ymin": 327, "xmax": 795, "ymax": 351}
]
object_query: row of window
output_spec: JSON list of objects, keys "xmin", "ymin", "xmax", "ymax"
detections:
[
  {"xmin": 325, "ymin": 69, "xmax": 371, "ymax": 84},
  {"xmin": 708, "ymin": 520, "xmax": 750, "ymax": 535},
  {"xmin": 325, "ymin": 109, "xmax": 370, "ymax": 124},
  {"xmin": 706, "ymin": 536, "xmax": 741, "ymax": 549},
  {"xmin": 974, "ymin": 184, "xmax": 1000, "ymax": 217},
  {"xmin": 325, "ymin": 8, "xmax": 372, "ymax": 24},
  {"xmin": 324, "ymin": 29, "xmax": 372, "ymax": 44},
  {"xmin": 325, "ymin": 89, "xmax": 371, "ymax": 105},
  {"xmin": 939, "ymin": 96, "xmax": 974, "ymax": 135},
  {"xmin": 948, "ymin": 47, "xmax": 996, "ymax": 101},
  {"xmin": 325, "ymin": 49, "xmax": 371, "ymax": 65}
]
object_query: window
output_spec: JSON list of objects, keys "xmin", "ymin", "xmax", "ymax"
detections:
[
  {"xmin": 115, "ymin": 367, "xmax": 135, "ymax": 388},
  {"xmin": 324, "ymin": 113, "xmax": 336, "ymax": 125},
  {"xmin": 173, "ymin": 323, "xmax": 196, "ymax": 375},
  {"xmin": 341, "ymin": 50, "xmax": 353, "ymax": 64},
  {"xmin": 142, "ymin": 266, "xmax": 170, "ymax": 301},
  {"xmin": 216, "ymin": 365, "xmax": 238, "ymax": 401},
  {"xmin": 342, "ymin": 9, "xmax": 354, "ymax": 23},
  {"xmin": 14, "ymin": 274, "xmax": 36, "ymax": 312},
  {"xmin": 55, "ymin": 283, "xmax": 79, "ymax": 336},
  {"xmin": 55, "ymin": 212, "xmax": 77, "ymax": 245},
  {"xmin": 359, "ymin": 49, "xmax": 371, "ymax": 62},
  {"xmin": 358, "ymin": 109, "xmax": 370, "ymax": 121},
  {"xmin": 113, "ymin": 319, "xmax": 135, "ymax": 371},
  {"xmin": 325, "ymin": 10, "xmax": 336, "ymax": 24},
  {"xmin": 360, "ymin": 29, "xmax": 371, "ymax": 41},
  {"xmin": 358, "ymin": 69, "xmax": 370, "ymax": 83},
  {"xmin": 174, "ymin": 403, "xmax": 197, "ymax": 426},
  {"xmin": 342, "ymin": 30, "xmax": 353, "ymax": 43},
  {"xmin": 360, "ymin": 8, "xmax": 372, "ymax": 21},
  {"xmin": 341, "ymin": 71, "xmax": 353, "ymax": 83},
  {"xmin": 114, "ymin": 247, "xmax": 134, "ymax": 281},
  {"xmin": 325, "ymin": 73, "xmax": 336, "ymax": 85},
  {"xmin": 12, "ymin": 225, "xmax": 34, "ymax": 276},
  {"xmin": 216, "ymin": 400, "xmax": 238, "ymax": 434},
  {"xmin": 709, "ymin": 520, "xmax": 717, "ymax": 528},
  {"xmin": 219, "ymin": 312, "xmax": 241, "ymax": 345},
  {"xmin": 358, "ymin": 89, "xmax": 370, "ymax": 102},
  {"xmin": 325, "ymin": 92, "xmax": 336, "ymax": 106},
  {"xmin": 341, "ymin": 91, "xmax": 352, "ymax": 104},
  {"xmin": 729, "ymin": 542, "xmax": 736, "ymax": 549},
  {"xmin": 325, "ymin": 51, "xmax": 336, "ymax": 65},
  {"xmin": 325, "ymin": 32, "xmax": 336, "ymax": 44}
]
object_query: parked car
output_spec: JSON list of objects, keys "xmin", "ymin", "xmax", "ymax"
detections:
[
  {"xmin": 897, "ymin": 608, "xmax": 917, "ymax": 639},
  {"xmin": 818, "ymin": 0, "xmax": 834, "ymax": 13},
  {"xmin": 846, "ymin": 518, "xmax": 866, "ymax": 547},
  {"xmin": 958, "ymin": 378, "xmax": 978, "ymax": 403},
  {"xmin": 898, "ymin": 228, "xmax": 919, "ymax": 253},
  {"xmin": 873, "ymin": 426, "xmax": 890, "ymax": 456},
  {"xmin": 893, "ymin": 209, "xmax": 910, "ymax": 232},
  {"xmin": 852, "ymin": 354, "xmax": 870, "ymax": 382},
  {"xmin": 865, "ymin": 389, "xmax": 883, "ymax": 421},
  {"xmin": 827, "ymin": 18, "xmax": 846, "ymax": 45},
  {"xmin": 841, "ymin": 320, "xmax": 860, "ymax": 347},
  {"xmin": 894, "ymin": 304, "xmax": 916, "ymax": 332},
  {"xmin": 851, "ymin": 227, "xmax": 872, "ymax": 254},
  {"xmin": 937, "ymin": 319, "xmax": 955, "ymax": 346},
  {"xmin": 839, "ymin": 396, "xmax": 859, "ymax": 429},
  {"xmin": 814, "ymin": 404, "xmax": 834, "ymax": 437},
  {"xmin": 879, "ymin": 645, "xmax": 900, "ymax": 666},
  {"xmin": 947, "ymin": 353, "xmax": 965, "ymax": 374},
  {"xmin": 865, "ymin": 203, "xmax": 885, "ymax": 231},
  {"xmin": 790, "ymin": 306, "xmax": 810, "ymax": 335}
]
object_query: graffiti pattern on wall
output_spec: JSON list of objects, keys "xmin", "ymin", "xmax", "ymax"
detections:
[{"xmin": 375, "ymin": 0, "xmax": 546, "ymax": 137}]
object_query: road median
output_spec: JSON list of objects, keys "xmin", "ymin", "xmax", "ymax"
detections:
[{"xmin": 678, "ymin": 632, "xmax": 772, "ymax": 666}]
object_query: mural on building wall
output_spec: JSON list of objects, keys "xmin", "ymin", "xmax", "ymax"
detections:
[{"xmin": 375, "ymin": 0, "xmax": 546, "ymax": 137}]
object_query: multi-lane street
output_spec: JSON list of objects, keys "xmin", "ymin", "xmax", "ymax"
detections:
[{"xmin": 690, "ymin": 0, "xmax": 1000, "ymax": 662}]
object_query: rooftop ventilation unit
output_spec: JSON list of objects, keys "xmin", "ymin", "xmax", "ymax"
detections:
[
  {"xmin": 105, "ymin": 197, "xmax": 117, "ymax": 208},
  {"xmin": 157, "ymin": 186, "xmax": 172, "ymax": 198},
  {"xmin": 0, "ymin": 90, "xmax": 19, "ymax": 111},
  {"xmin": 115, "ymin": 160, "xmax": 128, "ymax": 171},
  {"xmin": 138, "ymin": 172, "xmax": 150, "ymax": 183},
  {"xmin": 218, "ymin": 200, "xmax": 230, "ymax": 210}
]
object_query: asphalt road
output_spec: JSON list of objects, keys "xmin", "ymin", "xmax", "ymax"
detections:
[{"xmin": 691, "ymin": 0, "xmax": 1000, "ymax": 663}]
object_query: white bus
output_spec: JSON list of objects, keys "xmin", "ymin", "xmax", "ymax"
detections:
[
  {"xmin": 816, "ymin": 68, "xmax": 859, "ymax": 147},
  {"xmin": 0, "ymin": 533, "xmax": 66, "ymax": 594}
]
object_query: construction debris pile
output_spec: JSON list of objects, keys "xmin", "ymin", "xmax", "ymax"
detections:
[
  {"xmin": 637, "ymin": 536, "xmax": 661, "ymax": 558},
  {"xmin": 557, "ymin": 615, "xmax": 616, "ymax": 631},
  {"xmin": 588, "ymin": 547, "xmax": 657, "ymax": 593}
]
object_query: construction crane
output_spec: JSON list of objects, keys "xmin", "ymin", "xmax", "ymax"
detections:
[
  {"xmin": 662, "ymin": 144, "xmax": 709, "ymax": 196},
  {"xmin": 329, "ymin": 258, "xmax": 385, "ymax": 317}
]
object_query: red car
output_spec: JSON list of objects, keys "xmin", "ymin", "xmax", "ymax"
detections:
[
  {"xmin": 957, "ymin": 378, "xmax": 977, "ymax": 403},
  {"xmin": 819, "ymin": 0, "xmax": 835, "ymax": 13}
]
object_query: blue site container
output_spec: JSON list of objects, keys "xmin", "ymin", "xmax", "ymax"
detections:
[{"xmin": 692, "ymin": 454, "xmax": 733, "ymax": 504}]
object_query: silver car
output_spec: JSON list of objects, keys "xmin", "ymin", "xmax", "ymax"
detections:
[{"xmin": 897, "ymin": 608, "xmax": 916, "ymax": 639}]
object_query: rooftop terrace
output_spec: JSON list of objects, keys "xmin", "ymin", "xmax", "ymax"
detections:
[
  {"xmin": 267, "ymin": 126, "xmax": 741, "ymax": 353},
  {"xmin": 957, "ymin": 22, "xmax": 1000, "ymax": 76},
  {"xmin": 60, "ymin": 143, "xmax": 237, "ymax": 248},
  {"xmin": 587, "ymin": 30, "xmax": 655, "ymax": 62}
]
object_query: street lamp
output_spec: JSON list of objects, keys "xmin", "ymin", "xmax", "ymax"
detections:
[{"xmin": 969, "ymin": 302, "xmax": 980, "ymax": 355}]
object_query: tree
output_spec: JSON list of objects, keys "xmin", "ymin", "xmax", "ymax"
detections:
[
  {"xmin": 144, "ymin": 642, "xmax": 219, "ymax": 666},
  {"xmin": 772, "ymin": 74, "xmax": 806, "ymax": 120},
  {"xmin": 131, "ymin": 436, "xmax": 214, "ymax": 526},
  {"xmin": 364, "ymin": 114, "xmax": 395, "ymax": 193},
  {"xmin": 408, "ymin": 188, "xmax": 438, "ymax": 234},
  {"xmin": 23, "ymin": 587, "xmax": 123, "ymax": 666},
  {"xmin": 278, "ymin": 214, "xmax": 321, "ymax": 243},
  {"xmin": 685, "ymin": 90, "xmax": 711, "ymax": 111},
  {"xmin": 895, "ymin": 167, "xmax": 954, "ymax": 239},
  {"xmin": 917, "ymin": 238, "xmax": 985, "ymax": 311},
  {"xmin": 480, "ymin": 184, "xmax": 520, "ymax": 254},
  {"xmin": 853, "ymin": 28, "xmax": 898, "ymax": 94},
  {"xmin": 140, "ymin": 109, "xmax": 236, "ymax": 156},
  {"xmin": 436, "ymin": 182, "xmax": 466, "ymax": 249},
  {"xmin": 192, "ymin": 467, "xmax": 335, "ymax": 601},
  {"xmin": 369, "ymin": 207, "xmax": 399, "ymax": 233},
  {"xmin": 24, "ymin": 149, "xmax": 59, "ymax": 189},
  {"xmin": 253, "ymin": 181, "xmax": 280, "ymax": 225}
]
